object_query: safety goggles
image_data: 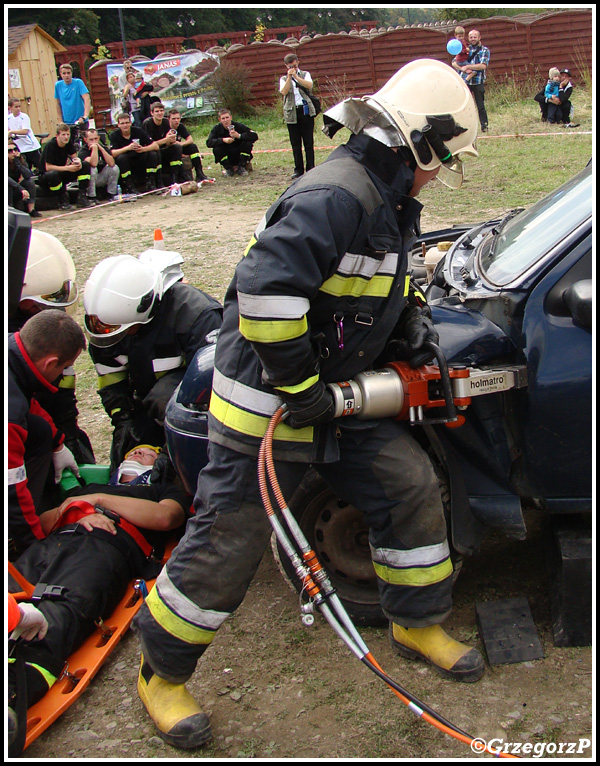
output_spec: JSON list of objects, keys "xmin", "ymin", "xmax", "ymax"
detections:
[{"xmin": 37, "ymin": 279, "xmax": 79, "ymax": 307}]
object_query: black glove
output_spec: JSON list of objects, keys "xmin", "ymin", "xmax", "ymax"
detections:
[
  {"xmin": 394, "ymin": 305, "xmax": 440, "ymax": 367},
  {"xmin": 149, "ymin": 450, "xmax": 176, "ymax": 484},
  {"xmin": 280, "ymin": 381, "xmax": 335, "ymax": 429},
  {"xmin": 142, "ymin": 371, "xmax": 184, "ymax": 423},
  {"xmin": 110, "ymin": 418, "xmax": 138, "ymax": 473}
]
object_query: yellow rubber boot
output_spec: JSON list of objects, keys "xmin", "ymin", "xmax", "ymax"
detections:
[
  {"xmin": 390, "ymin": 624, "xmax": 485, "ymax": 683},
  {"xmin": 137, "ymin": 655, "xmax": 212, "ymax": 749}
]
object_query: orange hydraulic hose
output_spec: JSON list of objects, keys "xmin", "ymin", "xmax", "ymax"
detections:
[{"xmin": 260, "ymin": 407, "xmax": 518, "ymax": 759}]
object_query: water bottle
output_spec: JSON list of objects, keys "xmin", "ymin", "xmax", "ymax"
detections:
[{"xmin": 116, "ymin": 184, "xmax": 122, "ymax": 202}]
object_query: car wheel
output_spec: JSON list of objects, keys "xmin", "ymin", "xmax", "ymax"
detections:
[
  {"xmin": 272, "ymin": 469, "xmax": 387, "ymax": 626},
  {"xmin": 271, "ymin": 458, "xmax": 461, "ymax": 627}
]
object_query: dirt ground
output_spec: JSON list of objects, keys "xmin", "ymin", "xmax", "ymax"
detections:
[{"xmin": 23, "ymin": 175, "xmax": 593, "ymax": 760}]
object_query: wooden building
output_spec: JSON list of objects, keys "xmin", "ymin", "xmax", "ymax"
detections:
[{"xmin": 8, "ymin": 24, "xmax": 66, "ymax": 136}]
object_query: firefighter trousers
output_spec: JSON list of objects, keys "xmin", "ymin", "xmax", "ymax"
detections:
[{"xmin": 134, "ymin": 418, "xmax": 453, "ymax": 683}]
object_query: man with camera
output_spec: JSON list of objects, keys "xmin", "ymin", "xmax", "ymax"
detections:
[{"xmin": 279, "ymin": 53, "xmax": 317, "ymax": 179}]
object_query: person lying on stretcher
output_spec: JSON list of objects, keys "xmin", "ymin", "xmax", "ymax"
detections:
[{"xmin": 8, "ymin": 445, "xmax": 190, "ymax": 747}]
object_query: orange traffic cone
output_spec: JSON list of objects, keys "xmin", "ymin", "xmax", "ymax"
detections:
[{"xmin": 153, "ymin": 229, "xmax": 165, "ymax": 250}]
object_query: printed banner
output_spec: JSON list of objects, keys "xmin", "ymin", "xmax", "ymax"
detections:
[{"xmin": 106, "ymin": 51, "xmax": 219, "ymax": 124}]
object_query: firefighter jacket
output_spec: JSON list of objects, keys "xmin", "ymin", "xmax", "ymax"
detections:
[
  {"xmin": 209, "ymin": 133, "xmax": 423, "ymax": 462},
  {"xmin": 89, "ymin": 281, "xmax": 222, "ymax": 425},
  {"xmin": 8, "ymin": 333, "xmax": 64, "ymax": 552}
]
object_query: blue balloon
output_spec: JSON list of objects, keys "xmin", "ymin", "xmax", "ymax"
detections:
[{"xmin": 447, "ymin": 38, "xmax": 463, "ymax": 56}]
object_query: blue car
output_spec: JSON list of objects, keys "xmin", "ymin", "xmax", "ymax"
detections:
[{"xmin": 165, "ymin": 163, "xmax": 592, "ymax": 644}]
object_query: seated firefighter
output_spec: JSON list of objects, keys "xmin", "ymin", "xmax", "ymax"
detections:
[
  {"xmin": 7, "ymin": 445, "xmax": 190, "ymax": 755},
  {"xmin": 109, "ymin": 112, "xmax": 160, "ymax": 193},
  {"xmin": 168, "ymin": 108, "xmax": 214, "ymax": 184},
  {"xmin": 142, "ymin": 102, "xmax": 188, "ymax": 187},
  {"xmin": 206, "ymin": 109, "xmax": 258, "ymax": 176},
  {"xmin": 8, "ymin": 229, "xmax": 95, "ymax": 466},
  {"xmin": 38, "ymin": 123, "xmax": 93, "ymax": 210},
  {"xmin": 83, "ymin": 252, "xmax": 222, "ymax": 471}
]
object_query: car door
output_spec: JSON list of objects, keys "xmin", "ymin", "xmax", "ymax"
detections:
[{"xmin": 519, "ymin": 238, "xmax": 592, "ymax": 508}]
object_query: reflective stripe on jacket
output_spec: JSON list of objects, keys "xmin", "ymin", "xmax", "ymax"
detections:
[{"xmin": 209, "ymin": 134, "xmax": 423, "ymax": 462}]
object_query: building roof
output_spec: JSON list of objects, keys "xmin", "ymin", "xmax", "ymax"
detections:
[{"xmin": 8, "ymin": 23, "xmax": 66, "ymax": 55}]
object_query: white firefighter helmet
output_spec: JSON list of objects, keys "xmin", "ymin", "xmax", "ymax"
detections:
[
  {"xmin": 83, "ymin": 254, "xmax": 162, "ymax": 347},
  {"xmin": 323, "ymin": 58, "xmax": 479, "ymax": 189},
  {"xmin": 21, "ymin": 230, "xmax": 78, "ymax": 310}
]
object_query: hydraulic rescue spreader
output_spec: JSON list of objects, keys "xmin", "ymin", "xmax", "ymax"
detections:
[{"xmin": 259, "ymin": 345, "xmax": 524, "ymax": 758}]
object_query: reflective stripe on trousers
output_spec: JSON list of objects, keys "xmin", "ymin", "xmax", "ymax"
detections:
[{"xmin": 134, "ymin": 418, "xmax": 452, "ymax": 683}]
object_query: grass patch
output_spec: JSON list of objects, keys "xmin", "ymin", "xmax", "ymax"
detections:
[{"xmin": 187, "ymin": 87, "xmax": 592, "ymax": 226}]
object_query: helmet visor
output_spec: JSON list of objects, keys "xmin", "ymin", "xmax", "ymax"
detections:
[
  {"xmin": 36, "ymin": 279, "xmax": 78, "ymax": 307},
  {"xmin": 85, "ymin": 314, "xmax": 130, "ymax": 348},
  {"xmin": 437, "ymin": 157, "xmax": 465, "ymax": 190}
]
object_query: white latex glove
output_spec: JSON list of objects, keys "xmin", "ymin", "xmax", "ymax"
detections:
[
  {"xmin": 52, "ymin": 444, "xmax": 80, "ymax": 483},
  {"xmin": 11, "ymin": 603, "xmax": 49, "ymax": 641}
]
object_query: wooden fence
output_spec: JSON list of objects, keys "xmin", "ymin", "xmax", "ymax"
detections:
[
  {"xmin": 225, "ymin": 10, "xmax": 592, "ymax": 107},
  {"xmin": 57, "ymin": 10, "xmax": 592, "ymax": 124}
]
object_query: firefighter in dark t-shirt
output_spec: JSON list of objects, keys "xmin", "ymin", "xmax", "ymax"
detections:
[
  {"xmin": 109, "ymin": 112, "xmax": 161, "ymax": 193},
  {"xmin": 168, "ymin": 109, "xmax": 214, "ymax": 184},
  {"xmin": 142, "ymin": 102, "xmax": 187, "ymax": 186},
  {"xmin": 39, "ymin": 123, "xmax": 93, "ymax": 209}
]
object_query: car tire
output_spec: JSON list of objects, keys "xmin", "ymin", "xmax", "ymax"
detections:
[{"xmin": 271, "ymin": 458, "xmax": 460, "ymax": 627}]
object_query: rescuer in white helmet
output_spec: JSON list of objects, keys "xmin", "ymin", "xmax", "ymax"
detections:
[
  {"xmin": 8, "ymin": 230, "xmax": 95, "ymax": 465},
  {"xmin": 83, "ymin": 253, "xmax": 222, "ymax": 471},
  {"xmin": 133, "ymin": 60, "xmax": 484, "ymax": 751}
]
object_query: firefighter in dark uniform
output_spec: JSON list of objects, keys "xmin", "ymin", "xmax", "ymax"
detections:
[
  {"xmin": 134, "ymin": 59, "xmax": 484, "ymax": 750},
  {"xmin": 206, "ymin": 108, "xmax": 258, "ymax": 176},
  {"xmin": 83, "ymin": 253, "xmax": 222, "ymax": 471}
]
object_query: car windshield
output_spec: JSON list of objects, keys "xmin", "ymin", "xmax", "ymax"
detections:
[{"xmin": 479, "ymin": 164, "xmax": 592, "ymax": 286}]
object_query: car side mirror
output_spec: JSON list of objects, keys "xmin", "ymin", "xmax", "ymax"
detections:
[{"xmin": 563, "ymin": 279, "xmax": 592, "ymax": 329}]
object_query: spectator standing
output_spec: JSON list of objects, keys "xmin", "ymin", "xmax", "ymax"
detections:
[
  {"xmin": 206, "ymin": 108, "xmax": 258, "ymax": 177},
  {"xmin": 79, "ymin": 127, "xmax": 121, "ymax": 203},
  {"xmin": 279, "ymin": 53, "xmax": 316, "ymax": 178},
  {"xmin": 7, "ymin": 98, "xmax": 41, "ymax": 171},
  {"xmin": 109, "ymin": 112, "xmax": 160, "ymax": 193},
  {"xmin": 8, "ymin": 310, "xmax": 85, "ymax": 559},
  {"xmin": 135, "ymin": 75, "xmax": 156, "ymax": 123},
  {"xmin": 142, "ymin": 102, "xmax": 188, "ymax": 186},
  {"xmin": 8, "ymin": 142, "xmax": 40, "ymax": 217},
  {"xmin": 122, "ymin": 71, "xmax": 143, "ymax": 127},
  {"xmin": 168, "ymin": 109, "xmax": 213, "ymax": 183},
  {"xmin": 54, "ymin": 63, "xmax": 91, "ymax": 131},
  {"xmin": 453, "ymin": 29, "xmax": 490, "ymax": 132},
  {"xmin": 39, "ymin": 123, "xmax": 93, "ymax": 209}
]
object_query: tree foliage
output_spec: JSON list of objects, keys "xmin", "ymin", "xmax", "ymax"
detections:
[{"xmin": 8, "ymin": 6, "xmax": 556, "ymax": 46}]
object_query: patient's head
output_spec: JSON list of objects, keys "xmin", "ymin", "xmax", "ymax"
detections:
[{"xmin": 112, "ymin": 445, "xmax": 161, "ymax": 485}]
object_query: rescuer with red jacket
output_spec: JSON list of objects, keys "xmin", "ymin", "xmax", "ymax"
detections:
[{"xmin": 8, "ymin": 311, "xmax": 85, "ymax": 558}]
